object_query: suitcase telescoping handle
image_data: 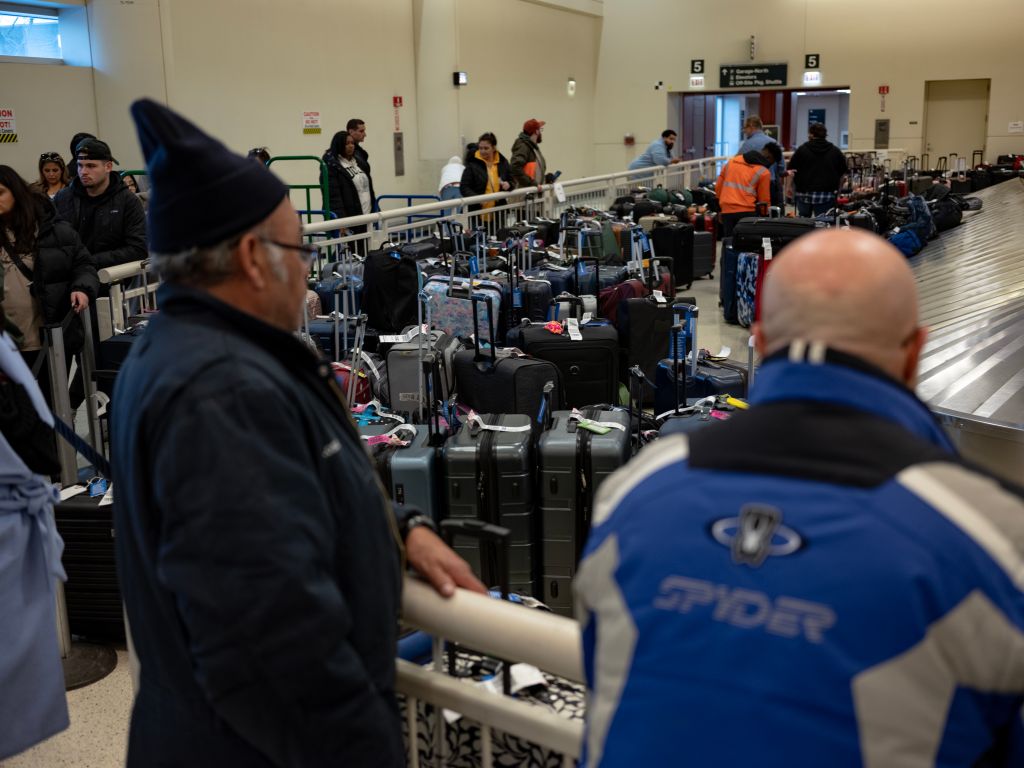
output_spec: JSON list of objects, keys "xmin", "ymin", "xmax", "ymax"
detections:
[
  {"xmin": 672, "ymin": 302, "xmax": 699, "ymax": 381},
  {"xmin": 538, "ymin": 380, "xmax": 555, "ymax": 430},
  {"xmin": 574, "ymin": 256, "xmax": 601, "ymax": 297},
  {"xmin": 648, "ymin": 257, "xmax": 672, "ymax": 292},
  {"xmin": 440, "ymin": 518, "xmax": 512, "ymax": 696},
  {"xmin": 469, "ymin": 293, "xmax": 497, "ymax": 367}
]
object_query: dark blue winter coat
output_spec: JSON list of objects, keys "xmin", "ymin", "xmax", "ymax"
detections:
[{"xmin": 111, "ymin": 283, "xmax": 405, "ymax": 767}]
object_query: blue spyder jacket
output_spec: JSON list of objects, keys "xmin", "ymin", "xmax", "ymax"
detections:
[{"xmin": 577, "ymin": 349, "xmax": 1024, "ymax": 768}]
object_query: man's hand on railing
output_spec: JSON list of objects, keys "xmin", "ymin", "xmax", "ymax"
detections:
[
  {"xmin": 406, "ymin": 527, "xmax": 487, "ymax": 598},
  {"xmin": 70, "ymin": 291, "xmax": 90, "ymax": 314}
]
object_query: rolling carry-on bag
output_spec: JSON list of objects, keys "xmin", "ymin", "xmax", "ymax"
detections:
[
  {"xmin": 506, "ymin": 295, "xmax": 620, "ymax": 408},
  {"xmin": 719, "ymin": 239, "xmax": 740, "ymax": 324},
  {"xmin": 362, "ymin": 244, "xmax": 420, "ymax": 333},
  {"xmin": 359, "ymin": 421, "xmax": 441, "ymax": 520},
  {"xmin": 537, "ymin": 385, "xmax": 631, "ymax": 616},
  {"xmin": 693, "ymin": 230, "xmax": 714, "ymax": 279},
  {"xmin": 616, "ymin": 293, "xmax": 674, "ymax": 398},
  {"xmin": 453, "ymin": 294, "xmax": 563, "ymax": 421},
  {"xmin": 443, "ymin": 413, "xmax": 538, "ymax": 595},
  {"xmin": 650, "ymin": 222, "xmax": 695, "ymax": 289}
]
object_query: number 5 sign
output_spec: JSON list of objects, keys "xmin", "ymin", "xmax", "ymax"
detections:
[
  {"xmin": 805, "ymin": 53, "xmax": 820, "ymax": 69},
  {"xmin": 691, "ymin": 59, "xmax": 704, "ymax": 75}
]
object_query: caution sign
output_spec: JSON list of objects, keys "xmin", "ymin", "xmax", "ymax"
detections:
[
  {"xmin": 302, "ymin": 111, "xmax": 321, "ymax": 135},
  {"xmin": 0, "ymin": 107, "xmax": 16, "ymax": 143}
]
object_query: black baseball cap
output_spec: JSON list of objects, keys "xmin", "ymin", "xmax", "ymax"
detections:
[{"xmin": 75, "ymin": 138, "xmax": 119, "ymax": 165}]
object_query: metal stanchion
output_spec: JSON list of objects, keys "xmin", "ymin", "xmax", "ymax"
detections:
[
  {"xmin": 79, "ymin": 308, "xmax": 103, "ymax": 455},
  {"xmin": 44, "ymin": 320, "xmax": 78, "ymax": 487},
  {"xmin": 56, "ymin": 581, "xmax": 72, "ymax": 660}
]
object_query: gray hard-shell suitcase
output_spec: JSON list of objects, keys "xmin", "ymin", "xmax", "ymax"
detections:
[
  {"xmin": 359, "ymin": 423, "xmax": 441, "ymax": 521},
  {"xmin": 386, "ymin": 327, "xmax": 459, "ymax": 417},
  {"xmin": 537, "ymin": 398, "xmax": 630, "ymax": 616},
  {"xmin": 443, "ymin": 413, "xmax": 537, "ymax": 595}
]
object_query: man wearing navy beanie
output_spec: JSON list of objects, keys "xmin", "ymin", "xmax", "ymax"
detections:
[{"xmin": 111, "ymin": 99, "xmax": 483, "ymax": 767}]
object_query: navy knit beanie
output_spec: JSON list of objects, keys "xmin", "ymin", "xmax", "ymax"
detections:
[{"xmin": 130, "ymin": 98, "xmax": 288, "ymax": 253}]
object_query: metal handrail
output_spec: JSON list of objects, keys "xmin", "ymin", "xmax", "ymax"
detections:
[
  {"xmin": 402, "ymin": 578, "xmax": 584, "ymax": 682},
  {"xmin": 396, "ymin": 660, "xmax": 583, "ymax": 762},
  {"xmin": 301, "ymin": 155, "xmax": 731, "ymax": 239},
  {"xmin": 398, "ymin": 578, "xmax": 584, "ymax": 766}
]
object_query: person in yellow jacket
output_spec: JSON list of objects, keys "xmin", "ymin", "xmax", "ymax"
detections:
[
  {"xmin": 459, "ymin": 132, "xmax": 514, "ymax": 223},
  {"xmin": 715, "ymin": 149, "xmax": 773, "ymax": 236}
]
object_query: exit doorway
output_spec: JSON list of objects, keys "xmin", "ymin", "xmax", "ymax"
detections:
[
  {"xmin": 676, "ymin": 88, "xmax": 850, "ymax": 160},
  {"xmin": 922, "ymin": 79, "xmax": 989, "ymax": 165}
]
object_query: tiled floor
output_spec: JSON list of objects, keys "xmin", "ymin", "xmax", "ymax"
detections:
[{"xmin": 1, "ymin": 650, "xmax": 132, "ymax": 768}]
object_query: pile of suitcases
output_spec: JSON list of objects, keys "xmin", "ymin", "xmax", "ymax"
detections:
[{"xmin": 302, "ymin": 214, "xmax": 751, "ymax": 616}]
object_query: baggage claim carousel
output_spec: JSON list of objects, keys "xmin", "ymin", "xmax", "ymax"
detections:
[{"xmin": 913, "ymin": 177, "xmax": 1024, "ymax": 482}]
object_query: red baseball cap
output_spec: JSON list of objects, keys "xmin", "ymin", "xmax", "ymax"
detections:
[{"xmin": 523, "ymin": 119, "xmax": 546, "ymax": 135}]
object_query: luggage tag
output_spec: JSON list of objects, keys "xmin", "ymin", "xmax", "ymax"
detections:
[
  {"xmin": 466, "ymin": 411, "xmax": 532, "ymax": 436},
  {"xmin": 513, "ymin": 287, "xmax": 523, "ymax": 309},
  {"xmin": 762, "ymin": 237, "xmax": 774, "ymax": 261},
  {"xmin": 362, "ymin": 423, "xmax": 416, "ymax": 447},
  {"xmin": 569, "ymin": 408, "xmax": 627, "ymax": 435},
  {"xmin": 566, "ymin": 318, "xmax": 583, "ymax": 341},
  {"xmin": 378, "ymin": 325, "xmax": 426, "ymax": 345},
  {"xmin": 652, "ymin": 290, "xmax": 667, "ymax": 304}
]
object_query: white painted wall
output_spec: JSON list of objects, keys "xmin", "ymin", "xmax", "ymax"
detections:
[
  {"xmin": 595, "ymin": 0, "xmax": 1024, "ymax": 165},
  {"xmin": 0, "ymin": 61, "xmax": 97, "ymax": 180}
]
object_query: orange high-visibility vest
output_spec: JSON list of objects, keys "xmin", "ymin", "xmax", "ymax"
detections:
[{"xmin": 715, "ymin": 155, "xmax": 771, "ymax": 214}]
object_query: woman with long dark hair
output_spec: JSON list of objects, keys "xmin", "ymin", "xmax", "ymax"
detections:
[
  {"xmin": 0, "ymin": 166, "xmax": 98, "ymax": 401},
  {"xmin": 31, "ymin": 152, "xmax": 69, "ymax": 199},
  {"xmin": 322, "ymin": 131, "xmax": 372, "ymax": 253}
]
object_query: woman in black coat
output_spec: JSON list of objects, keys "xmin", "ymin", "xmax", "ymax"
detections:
[
  {"xmin": 321, "ymin": 131, "xmax": 374, "ymax": 253},
  {"xmin": 460, "ymin": 132, "xmax": 515, "ymax": 217},
  {"xmin": 0, "ymin": 166, "xmax": 99, "ymax": 397}
]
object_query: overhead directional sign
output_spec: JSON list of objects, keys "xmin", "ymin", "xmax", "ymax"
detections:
[{"xmin": 719, "ymin": 64, "xmax": 788, "ymax": 88}]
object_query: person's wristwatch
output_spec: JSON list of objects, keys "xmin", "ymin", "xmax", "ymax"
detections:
[{"xmin": 399, "ymin": 513, "xmax": 438, "ymax": 542}]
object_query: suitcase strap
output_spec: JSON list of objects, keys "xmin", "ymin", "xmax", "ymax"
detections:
[
  {"xmin": 466, "ymin": 411, "xmax": 531, "ymax": 435},
  {"xmin": 568, "ymin": 408, "xmax": 627, "ymax": 435},
  {"xmin": 361, "ymin": 423, "xmax": 416, "ymax": 447}
]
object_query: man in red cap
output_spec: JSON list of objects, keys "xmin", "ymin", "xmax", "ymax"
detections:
[{"xmin": 510, "ymin": 118, "xmax": 550, "ymax": 189}]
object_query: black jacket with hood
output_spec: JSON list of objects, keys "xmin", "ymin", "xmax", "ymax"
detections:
[
  {"xmin": 788, "ymin": 138, "xmax": 849, "ymax": 194},
  {"xmin": 1, "ymin": 199, "xmax": 99, "ymax": 353},
  {"xmin": 53, "ymin": 172, "xmax": 147, "ymax": 269},
  {"xmin": 322, "ymin": 148, "xmax": 377, "ymax": 219}
]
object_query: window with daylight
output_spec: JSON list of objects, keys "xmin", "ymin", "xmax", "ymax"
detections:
[{"xmin": 0, "ymin": 8, "xmax": 62, "ymax": 60}]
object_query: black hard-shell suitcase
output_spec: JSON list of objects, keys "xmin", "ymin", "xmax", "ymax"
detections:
[
  {"xmin": 719, "ymin": 240, "xmax": 740, "ymax": 324},
  {"xmin": 505, "ymin": 295, "xmax": 619, "ymax": 408},
  {"xmin": 731, "ymin": 217, "xmax": 820, "ymax": 253},
  {"xmin": 651, "ymin": 222, "xmax": 695, "ymax": 289},
  {"xmin": 616, "ymin": 294, "xmax": 674, "ymax": 399},
  {"xmin": 537, "ymin": 392, "xmax": 631, "ymax": 616},
  {"xmin": 443, "ymin": 413, "xmax": 537, "ymax": 595},
  {"xmin": 693, "ymin": 231, "xmax": 714, "ymax": 279},
  {"xmin": 453, "ymin": 294, "xmax": 563, "ymax": 421}
]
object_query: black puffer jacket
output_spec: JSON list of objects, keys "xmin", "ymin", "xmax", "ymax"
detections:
[
  {"xmin": 53, "ymin": 172, "xmax": 147, "ymax": 269},
  {"xmin": 6, "ymin": 201, "xmax": 99, "ymax": 353},
  {"xmin": 460, "ymin": 152, "xmax": 514, "ymax": 212}
]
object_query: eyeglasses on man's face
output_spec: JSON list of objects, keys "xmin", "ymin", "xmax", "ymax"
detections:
[{"xmin": 260, "ymin": 237, "xmax": 318, "ymax": 268}]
